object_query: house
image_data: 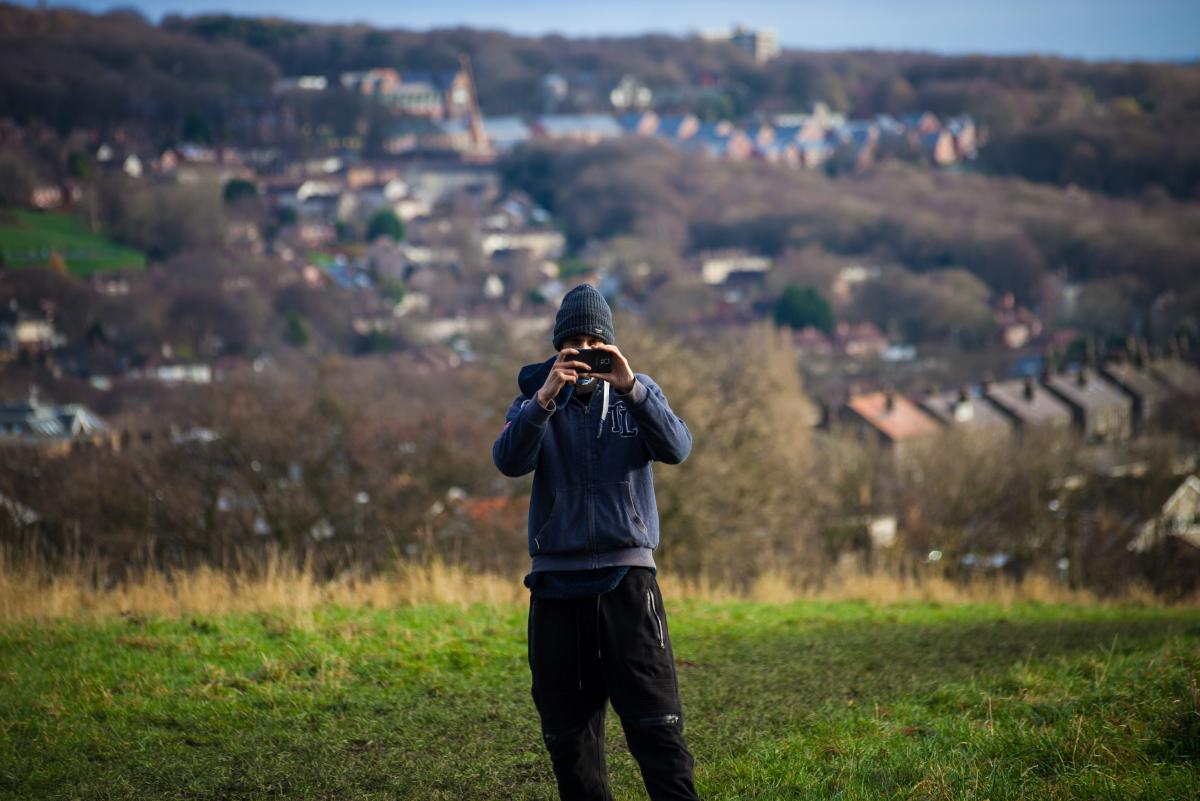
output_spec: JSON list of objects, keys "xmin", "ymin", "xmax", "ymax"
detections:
[
  {"xmin": 993, "ymin": 293, "xmax": 1043, "ymax": 349},
  {"xmin": 609, "ymin": 75, "xmax": 653, "ymax": 110},
  {"xmin": 682, "ymin": 122, "xmax": 755, "ymax": 161},
  {"xmin": 794, "ymin": 111, "xmax": 833, "ymax": 142},
  {"xmin": 837, "ymin": 389, "xmax": 943, "ymax": 457},
  {"xmin": 481, "ymin": 230, "xmax": 566, "ymax": 261},
  {"xmin": 790, "ymin": 326, "xmax": 834, "ymax": 358},
  {"xmin": 0, "ymin": 308, "xmax": 67, "ymax": 355},
  {"xmin": 137, "ymin": 363, "xmax": 214, "ymax": 385},
  {"xmin": 704, "ymin": 24, "xmax": 781, "ymax": 62},
  {"xmin": 1100, "ymin": 357, "xmax": 1173, "ymax": 431},
  {"xmin": 1041, "ymin": 366, "xmax": 1134, "ymax": 442},
  {"xmin": 381, "ymin": 116, "xmax": 443, "ymax": 154},
  {"xmin": 30, "ymin": 183, "xmax": 64, "ymax": 209},
  {"xmin": 796, "ymin": 140, "xmax": 834, "ymax": 168},
  {"xmin": 654, "ymin": 114, "xmax": 701, "ymax": 142},
  {"xmin": 946, "ymin": 115, "xmax": 978, "ymax": 158},
  {"xmin": 828, "ymin": 121, "xmax": 879, "ymax": 172},
  {"xmin": 402, "ymin": 162, "xmax": 499, "ymax": 205},
  {"xmin": 747, "ymin": 122, "xmax": 775, "ymax": 149},
  {"xmin": 1128, "ymin": 475, "xmax": 1200, "ymax": 553},
  {"xmin": 1148, "ymin": 356, "xmax": 1200, "ymax": 398},
  {"xmin": 900, "ymin": 112, "xmax": 941, "ymax": 135},
  {"xmin": 982, "ymin": 375, "xmax": 1073, "ymax": 431},
  {"xmin": 482, "ymin": 116, "xmax": 533, "ymax": 152},
  {"xmin": 757, "ymin": 138, "xmax": 801, "ymax": 166},
  {"xmin": 530, "ymin": 114, "xmax": 623, "ymax": 144},
  {"xmin": 0, "ymin": 387, "xmax": 116, "ymax": 455},
  {"xmin": 155, "ymin": 145, "xmax": 247, "ymax": 184},
  {"xmin": 339, "ymin": 65, "xmax": 477, "ymax": 120},
  {"xmin": 833, "ymin": 321, "xmax": 888, "ymax": 359},
  {"xmin": 431, "ymin": 117, "xmax": 492, "ymax": 156},
  {"xmin": 699, "ymin": 252, "xmax": 772, "ymax": 285},
  {"xmin": 273, "ymin": 75, "xmax": 328, "ymax": 92},
  {"xmin": 919, "ymin": 129, "xmax": 958, "ymax": 166},
  {"xmin": 92, "ymin": 275, "xmax": 130, "ymax": 296},
  {"xmin": 484, "ymin": 192, "xmax": 552, "ymax": 231},
  {"xmin": 617, "ymin": 111, "xmax": 660, "ymax": 137},
  {"xmin": 831, "ymin": 264, "xmax": 881, "ymax": 301},
  {"xmin": 918, "ymin": 386, "xmax": 1013, "ymax": 438},
  {"xmin": 95, "ymin": 143, "xmax": 146, "ymax": 178}
]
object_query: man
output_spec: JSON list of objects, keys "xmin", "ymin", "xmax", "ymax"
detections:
[{"xmin": 492, "ymin": 283, "xmax": 701, "ymax": 801}]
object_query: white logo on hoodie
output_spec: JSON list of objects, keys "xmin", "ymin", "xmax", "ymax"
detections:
[{"xmin": 608, "ymin": 402, "xmax": 638, "ymax": 438}]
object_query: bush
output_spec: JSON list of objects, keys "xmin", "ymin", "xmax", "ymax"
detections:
[
  {"xmin": 366, "ymin": 209, "xmax": 404, "ymax": 242},
  {"xmin": 773, "ymin": 284, "xmax": 834, "ymax": 333}
]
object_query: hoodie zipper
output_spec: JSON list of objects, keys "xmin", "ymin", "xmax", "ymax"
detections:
[
  {"xmin": 583, "ymin": 397, "xmax": 594, "ymax": 556},
  {"xmin": 647, "ymin": 589, "xmax": 664, "ymax": 649}
]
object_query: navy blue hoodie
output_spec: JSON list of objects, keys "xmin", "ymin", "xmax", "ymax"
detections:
[{"xmin": 492, "ymin": 354, "xmax": 692, "ymax": 572}]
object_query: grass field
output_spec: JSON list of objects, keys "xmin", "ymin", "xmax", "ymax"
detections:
[
  {"xmin": 0, "ymin": 209, "xmax": 145, "ymax": 276},
  {"xmin": 2, "ymin": 596, "xmax": 1197, "ymax": 800}
]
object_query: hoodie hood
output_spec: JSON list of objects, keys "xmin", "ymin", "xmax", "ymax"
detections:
[
  {"xmin": 518, "ymin": 355, "xmax": 611, "ymax": 438},
  {"xmin": 518, "ymin": 355, "xmax": 565, "ymax": 401}
]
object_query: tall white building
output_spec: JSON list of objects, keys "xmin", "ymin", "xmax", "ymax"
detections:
[{"xmin": 702, "ymin": 24, "xmax": 780, "ymax": 63}]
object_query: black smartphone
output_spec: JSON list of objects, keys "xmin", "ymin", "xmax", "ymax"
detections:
[{"xmin": 573, "ymin": 348, "xmax": 613, "ymax": 374}]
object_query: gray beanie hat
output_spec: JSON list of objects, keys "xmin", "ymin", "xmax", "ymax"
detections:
[{"xmin": 552, "ymin": 283, "xmax": 615, "ymax": 351}]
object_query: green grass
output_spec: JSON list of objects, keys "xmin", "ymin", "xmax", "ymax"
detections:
[
  {"xmin": 0, "ymin": 209, "xmax": 145, "ymax": 275},
  {"xmin": 1, "ymin": 600, "xmax": 1197, "ymax": 800}
]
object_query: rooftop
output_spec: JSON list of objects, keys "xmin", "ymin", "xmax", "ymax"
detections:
[
  {"xmin": 983, "ymin": 376, "xmax": 1072, "ymax": 427},
  {"xmin": 845, "ymin": 391, "xmax": 942, "ymax": 442}
]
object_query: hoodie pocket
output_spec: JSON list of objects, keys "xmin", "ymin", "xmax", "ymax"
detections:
[
  {"xmin": 592, "ymin": 480, "xmax": 651, "ymax": 551},
  {"xmin": 533, "ymin": 486, "xmax": 585, "ymax": 554}
]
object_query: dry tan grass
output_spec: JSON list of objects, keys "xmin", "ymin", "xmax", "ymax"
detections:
[{"xmin": 0, "ymin": 546, "xmax": 1186, "ymax": 625}]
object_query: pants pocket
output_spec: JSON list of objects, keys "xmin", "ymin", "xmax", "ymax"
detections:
[{"xmin": 646, "ymin": 588, "xmax": 665, "ymax": 649}]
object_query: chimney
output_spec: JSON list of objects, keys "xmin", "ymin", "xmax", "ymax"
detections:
[
  {"xmin": 980, "ymin": 371, "xmax": 994, "ymax": 395},
  {"xmin": 884, "ymin": 387, "xmax": 896, "ymax": 412},
  {"xmin": 1023, "ymin": 375, "xmax": 1035, "ymax": 402},
  {"xmin": 953, "ymin": 386, "xmax": 974, "ymax": 421},
  {"xmin": 1075, "ymin": 366, "xmax": 1088, "ymax": 387}
]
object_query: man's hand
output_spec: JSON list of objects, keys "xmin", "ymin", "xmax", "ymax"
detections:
[
  {"xmin": 537, "ymin": 347, "xmax": 592, "ymax": 408},
  {"xmin": 590, "ymin": 343, "xmax": 636, "ymax": 395}
]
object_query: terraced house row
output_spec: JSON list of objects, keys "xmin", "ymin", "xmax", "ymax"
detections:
[{"xmin": 829, "ymin": 349, "xmax": 1200, "ymax": 459}]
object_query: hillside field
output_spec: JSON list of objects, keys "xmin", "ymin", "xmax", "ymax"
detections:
[
  {"xmin": 1, "ymin": 599, "xmax": 1198, "ymax": 800},
  {"xmin": 0, "ymin": 209, "xmax": 145, "ymax": 276}
]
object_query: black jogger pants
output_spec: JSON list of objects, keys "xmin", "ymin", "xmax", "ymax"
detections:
[{"xmin": 527, "ymin": 566, "xmax": 700, "ymax": 801}]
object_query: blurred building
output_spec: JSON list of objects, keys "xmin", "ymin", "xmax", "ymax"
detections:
[
  {"xmin": 836, "ymin": 389, "xmax": 942, "ymax": 460},
  {"xmin": 982, "ymin": 375, "xmax": 1073, "ymax": 432},
  {"xmin": 701, "ymin": 24, "xmax": 780, "ymax": 62},
  {"xmin": 1041, "ymin": 366, "xmax": 1133, "ymax": 442},
  {"xmin": 0, "ymin": 387, "xmax": 116, "ymax": 455},
  {"xmin": 918, "ymin": 386, "xmax": 1013, "ymax": 440},
  {"xmin": 1100, "ymin": 356, "xmax": 1173, "ymax": 432}
]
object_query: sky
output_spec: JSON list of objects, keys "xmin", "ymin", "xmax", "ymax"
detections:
[{"xmin": 20, "ymin": 0, "xmax": 1200, "ymax": 62}]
